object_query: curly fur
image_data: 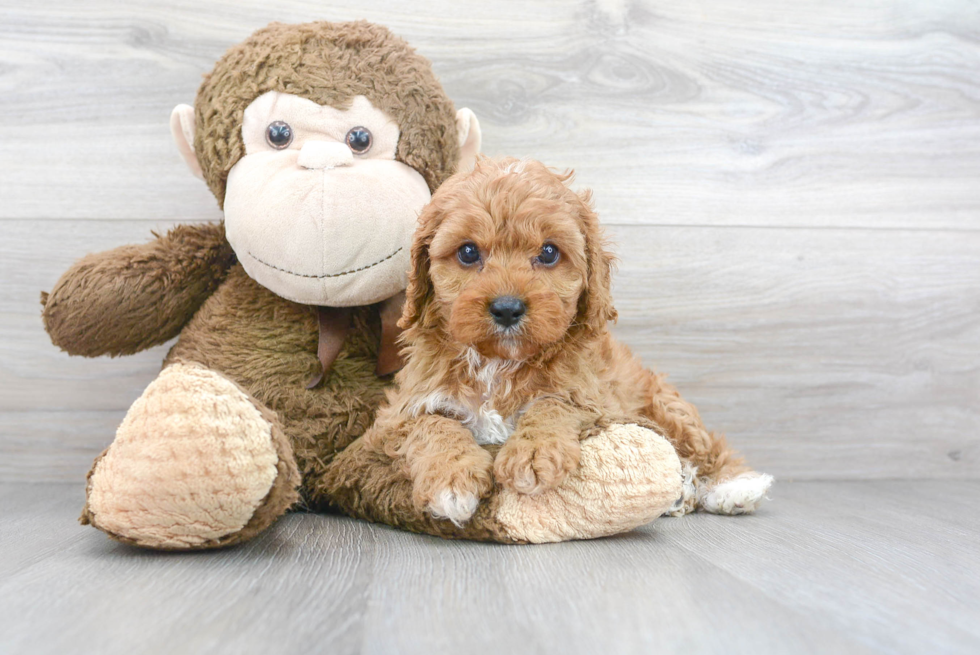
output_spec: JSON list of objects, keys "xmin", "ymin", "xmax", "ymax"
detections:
[{"xmin": 374, "ymin": 157, "xmax": 767, "ymax": 519}]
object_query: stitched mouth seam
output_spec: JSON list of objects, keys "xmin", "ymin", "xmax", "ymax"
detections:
[{"xmin": 246, "ymin": 247, "xmax": 403, "ymax": 279}]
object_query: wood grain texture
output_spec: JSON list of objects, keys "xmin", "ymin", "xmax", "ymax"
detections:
[
  {"xmin": 0, "ymin": 1, "xmax": 978, "ymax": 227},
  {"xmin": 1, "ymin": 481, "xmax": 977, "ymax": 654},
  {"xmin": 3, "ymin": 219, "xmax": 977, "ymax": 481},
  {"xmin": 1, "ymin": 2, "xmax": 979, "ymax": 482}
]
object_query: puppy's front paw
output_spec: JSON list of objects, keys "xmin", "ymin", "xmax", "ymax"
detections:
[
  {"xmin": 427, "ymin": 488, "xmax": 481, "ymax": 527},
  {"xmin": 413, "ymin": 450, "xmax": 494, "ymax": 527},
  {"xmin": 494, "ymin": 435, "xmax": 581, "ymax": 495}
]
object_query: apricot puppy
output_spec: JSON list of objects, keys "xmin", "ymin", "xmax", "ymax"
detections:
[{"xmin": 367, "ymin": 157, "xmax": 772, "ymax": 525}]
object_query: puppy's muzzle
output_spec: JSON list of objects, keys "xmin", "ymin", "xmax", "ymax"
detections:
[{"xmin": 489, "ymin": 296, "xmax": 526, "ymax": 328}]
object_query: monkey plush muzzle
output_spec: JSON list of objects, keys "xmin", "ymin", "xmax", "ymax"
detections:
[{"xmin": 222, "ymin": 91, "xmax": 431, "ymax": 307}]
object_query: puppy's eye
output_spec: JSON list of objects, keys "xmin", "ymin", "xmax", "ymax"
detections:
[
  {"xmin": 537, "ymin": 243, "xmax": 560, "ymax": 266},
  {"xmin": 346, "ymin": 127, "xmax": 373, "ymax": 154},
  {"xmin": 266, "ymin": 121, "xmax": 293, "ymax": 149},
  {"xmin": 457, "ymin": 243, "xmax": 481, "ymax": 266}
]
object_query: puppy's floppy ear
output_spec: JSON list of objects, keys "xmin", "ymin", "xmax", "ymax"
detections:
[
  {"xmin": 574, "ymin": 189, "xmax": 618, "ymax": 334},
  {"xmin": 399, "ymin": 201, "xmax": 444, "ymax": 331}
]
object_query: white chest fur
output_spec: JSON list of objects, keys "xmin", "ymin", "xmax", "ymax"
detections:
[
  {"xmin": 410, "ymin": 351, "xmax": 523, "ymax": 445},
  {"xmin": 410, "ymin": 392, "xmax": 519, "ymax": 446},
  {"xmin": 467, "ymin": 404, "xmax": 518, "ymax": 445}
]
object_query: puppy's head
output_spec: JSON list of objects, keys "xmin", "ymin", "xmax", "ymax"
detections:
[{"xmin": 400, "ymin": 157, "xmax": 616, "ymax": 360}]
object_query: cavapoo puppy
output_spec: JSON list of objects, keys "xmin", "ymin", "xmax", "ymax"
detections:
[{"xmin": 353, "ymin": 157, "xmax": 772, "ymax": 527}]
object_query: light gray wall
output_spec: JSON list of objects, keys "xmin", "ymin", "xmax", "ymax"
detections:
[{"xmin": 1, "ymin": 0, "xmax": 977, "ymax": 481}]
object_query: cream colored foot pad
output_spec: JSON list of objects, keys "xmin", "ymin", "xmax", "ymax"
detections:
[{"xmin": 87, "ymin": 363, "xmax": 279, "ymax": 548}]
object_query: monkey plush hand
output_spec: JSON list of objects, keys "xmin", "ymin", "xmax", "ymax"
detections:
[{"xmin": 41, "ymin": 21, "xmax": 682, "ymax": 549}]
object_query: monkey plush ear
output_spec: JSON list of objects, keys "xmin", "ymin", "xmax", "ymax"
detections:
[
  {"xmin": 455, "ymin": 108, "xmax": 482, "ymax": 174},
  {"xmin": 169, "ymin": 104, "xmax": 204, "ymax": 180}
]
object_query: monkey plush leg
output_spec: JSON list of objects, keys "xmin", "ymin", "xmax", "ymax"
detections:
[
  {"xmin": 81, "ymin": 362, "xmax": 300, "ymax": 550},
  {"xmin": 319, "ymin": 421, "xmax": 682, "ymax": 544},
  {"xmin": 492, "ymin": 422, "xmax": 683, "ymax": 542}
]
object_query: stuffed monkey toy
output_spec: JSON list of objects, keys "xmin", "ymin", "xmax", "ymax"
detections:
[{"xmin": 41, "ymin": 21, "xmax": 683, "ymax": 550}]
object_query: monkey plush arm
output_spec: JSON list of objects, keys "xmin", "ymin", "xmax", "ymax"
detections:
[{"xmin": 42, "ymin": 222, "xmax": 235, "ymax": 357}]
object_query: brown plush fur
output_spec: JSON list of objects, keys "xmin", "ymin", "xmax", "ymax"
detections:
[
  {"xmin": 360, "ymin": 158, "xmax": 750, "ymax": 517},
  {"xmin": 163, "ymin": 265, "xmax": 390, "ymax": 504},
  {"xmin": 43, "ymin": 22, "xmax": 542, "ymax": 547},
  {"xmin": 195, "ymin": 20, "xmax": 460, "ymax": 207},
  {"xmin": 42, "ymin": 222, "xmax": 234, "ymax": 357}
]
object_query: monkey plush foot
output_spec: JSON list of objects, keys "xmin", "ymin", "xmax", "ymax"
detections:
[
  {"xmin": 81, "ymin": 362, "xmax": 300, "ymax": 549},
  {"xmin": 493, "ymin": 423, "xmax": 682, "ymax": 543}
]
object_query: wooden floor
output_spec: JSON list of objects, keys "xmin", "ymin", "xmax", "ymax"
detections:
[{"xmin": 1, "ymin": 481, "xmax": 977, "ymax": 655}]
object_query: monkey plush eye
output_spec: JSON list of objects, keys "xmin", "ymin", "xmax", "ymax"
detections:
[
  {"xmin": 266, "ymin": 121, "xmax": 293, "ymax": 149},
  {"xmin": 537, "ymin": 243, "xmax": 560, "ymax": 266},
  {"xmin": 345, "ymin": 127, "xmax": 373, "ymax": 154},
  {"xmin": 457, "ymin": 243, "xmax": 481, "ymax": 266}
]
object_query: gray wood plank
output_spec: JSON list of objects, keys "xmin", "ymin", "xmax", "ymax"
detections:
[
  {"xmin": 662, "ymin": 480, "xmax": 980, "ymax": 654},
  {"xmin": 2, "ymin": 481, "xmax": 977, "ymax": 655},
  {"xmin": 3, "ymin": 219, "xmax": 977, "ymax": 482},
  {"xmin": 1, "ymin": 1, "xmax": 978, "ymax": 228},
  {"xmin": 611, "ymin": 224, "xmax": 980, "ymax": 481},
  {"xmin": 357, "ymin": 527, "xmax": 875, "ymax": 655},
  {"xmin": 0, "ymin": 486, "xmax": 375, "ymax": 655}
]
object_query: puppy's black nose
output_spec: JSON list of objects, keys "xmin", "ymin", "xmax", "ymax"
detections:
[{"xmin": 489, "ymin": 296, "xmax": 526, "ymax": 328}]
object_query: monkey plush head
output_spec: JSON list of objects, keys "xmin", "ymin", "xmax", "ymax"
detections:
[{"xmin": 170, "ymin": 21, "xmax": 481, "ymax": 308}]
